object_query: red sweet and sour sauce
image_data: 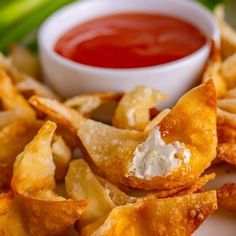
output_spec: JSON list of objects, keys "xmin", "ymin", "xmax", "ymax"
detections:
[{"xmin": 55, "ymin": 13, "xmax": 207, "ymax": 69}]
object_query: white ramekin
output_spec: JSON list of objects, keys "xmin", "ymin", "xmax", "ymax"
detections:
[{"xmin": 39, "ymin": 0, "xmax": 219, "ymax": 108}]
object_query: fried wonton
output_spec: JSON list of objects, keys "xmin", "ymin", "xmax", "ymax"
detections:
[
  {"xmin": 66, "ymin": 159, "xmax": 136, "ymax": 229},
  {"xmin": 0, "ymin": 120, "xmax": 42, "ymax": 187},
  {"xmin": 10, "ymin": 44, "xmax": 40, "ymax": 79},
  {"xmin": 65, "ymin": 92, "xmax": 122, "ymax": 118},
  {"xmin": 29, "ymin": 81, "xmax": 217, "ymax": 191},
  {"xmin": 0, "ymin": 70, "xmax": 45, "ymax": 187},
  {"xmin": 11, "ymin": 121, "xmax": 87, "ymax": 236},
  {"xmin": 226, "ymin": 87, "xmax": 236, "ymax": 98},
  {"xmin": 0, "ymin": 53, "xmax": 59, "ymax": 99},
  {"xmin": 217, "ymin": 87, "xmax": 236, "ymax": 165},
  {"xmin": 112, "ymin": 86, "xmax": 166, "ymax": 131},
  {"xmin": 65, "ymin": 95, "xmax": 102, "ymax": 117},
  {"xmin": 217, "ymin": 183, "xmax": 236, "ymax": 211},
  {"xmin": 0, "ymin": 192, "xmax": 29, "ymax": 235},
  {"xmin": 29, "ymin": 95, "xmax": 86, "ymax": 133},
  {"xmin": 217, "ymin": 143, "xmax": 236, "ymax": 165},
  {"xmin": 52, "ymin": 135, "xmax": 72, "ymax": 181},
  {"xmin": 202, "ymin": 44, "xmax": 227, "ymax": 97},
  {"xmin": 153, "ymin": 173, "xmax": 216, "ymax": 198},
  {"xmin": 214, "ymin": 5, "xmax": 236, "ymax": 59},
  {"xmin": 144, "ymin": 108, "xmax": 171, "ymax": 132},
  {"xmin": 218, "ymin": 108, "xmax": 236, "ymax": 127},
  {"xmin": 80, "ymin": 191, "xmax": 217, "ymax": 236},
  {"xmin": 66, "ymin": 159, "xmax": 116, "ymax": 228},
  {"xmin": 0, "ymin": 53, "xmax": 24, "ymax": 82},
  {"xmin": 0, "ymin": 69, "xmax": 35, "ymax": 121},
  {"xmin": 81, "ymin": 81, "xmax": 216, "ymax": 190},
  {"xmin": 218, "ymin": 98, "xmax": 236, "ymax": 113},
  {"xmin": 221, "ymin": 53, "xmax": 236, "ymax": 89},
  {"xmin": 217, "ymin": 120, "xmax": 236, "ymax": 165},
  {"xmin": 16, "ymin": 78, "xmax": 60, "ymax": 100}
]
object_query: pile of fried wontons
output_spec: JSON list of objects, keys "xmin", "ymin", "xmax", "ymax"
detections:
[{"xmin": 0, "ymin": 5, "xmax": 235, "ymax": 236}]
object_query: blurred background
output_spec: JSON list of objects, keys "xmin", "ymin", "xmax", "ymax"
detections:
[{"xmin": 0, "ymin": 0, "xmax": 227, "ymax": 54}]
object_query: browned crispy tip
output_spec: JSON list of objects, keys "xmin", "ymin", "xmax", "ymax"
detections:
[{"xmin": 204, "ymin": 79, "xmax": 217, "ymax": 110}]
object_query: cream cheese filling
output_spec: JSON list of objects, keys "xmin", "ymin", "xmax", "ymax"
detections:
[{"xmin": 127, "ymin": 127, "xmax": 191, "ymax": 179}]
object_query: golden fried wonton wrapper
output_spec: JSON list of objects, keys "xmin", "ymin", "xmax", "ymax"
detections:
[
  {"xmin": 117, "ymin": 173, "xmax": 215, "ymax": 200},
  {"xmin": 217, "ymin": 183, "xmax": 236, "ymax": 211},
  {"xmin": 80, "ymin": 191, "xmax": 217, "ymax": 236},
  {"xmin": 78, "ymin": 80, "xmax": 216, "ymax": 190},
  {"xmin": 52, "ymin": 135, "xmax": 72, "ymax": 181},
  {"xmin": 11, "ymin": 121, "xmax": 57, "ymax": 194},
  {"xmin": 65, "ymin": 92, "xmax": 122, "ymax": 118},
  {"xmin": 16, "ymin": 78, "xmax": 60, "ymax": 100},
  {"xmin": 143, "ymin": 80, "xmax": 217, "ymax": 189},
  {"xmin": 29, "ymin": 81, "xmax": 217, "ymax": 190},
  {"xmin": 66, "ymin": 159, "xmax": 136, "ymax": 230},
  {"xmin": 226, "ymin": 87, "xmax": 236, "ymax": 98},
  {"xmin": 113, "ymin": 86, "xmax": 166, "ymax": 131},
  {"xmin": 0, "ymin": 69, "xmax": 35, "ymax": 121},
  {"xmin": 0, "ymin": 110, "xmax": 27, "ymax": 128},
  {"xmin": 217, "ymin": 120, "xmax": 236, "ymax": 165},
  {"xmin": 29, "ymin": 95, "xmax": 86, "ymax": 133},
  {"xmin": 97, "ymin": 177, "xmax": 136, "ymax": 205},
  {"xmin": 63, "ymin": 159, "xmax": 138, "ymax": 233},
  {"xmin": 221, "ymin": 53, "xmax": 236, "ymax": 89},
  {"xmin": 217, "ymin": 120, "xmax": 236, "ymax": 144},
  {"xmin": 144, "ymin": 108, "xmax": 171, "ymax": 132},
  {"xmin": 0, "ymin": 192, "xmax": 29, "ymax": 235},
  {"xmin": 153, "ymin": 173, "xmax": 216, "ymax": 199},
  {"xmin": 66, "ymin": 159, "xmax": 116, "ymax": 228},
  {"xmin": 0, "ymin": 53, "xmax": 59, "ymax": 99},
  {"xmin": 11, "ymin": 121, "xmax": 87, "ymax": 236},
  {"xmin": 0, "ymin": 120, "xmax": 42, "ymax": 187},
  {"xmin": 10, "ymin": 44, "xmax": 40, "ymax": 79},
  {"xmin": 217, "ymin": 108, "xmax": 236, "ymax": 127},
  {"xmin": 218, "ymin": 98, "xmax": 236, "ymax": 113},
  {"xmin": 0, "ymin": 52, "xmax": 24, "ymax": 82},
  {"xmin": 202, "ymin": 45, "xmax": 227, "ymax": 97},
  {"xmin": 217, "ymin": 142, "xmax": 236, "ymax": 165},
  {"xmin": 214, "ymin": 5, "xmax": 236, "ymax": 59},
  {"xmin": 65, "ymin": 95, "xmax": 102, "ymax": 117}
]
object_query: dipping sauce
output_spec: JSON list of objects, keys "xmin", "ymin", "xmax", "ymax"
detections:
[{"xmin": 55, "ymin": 13, "xmax": 207, "ymax": 69}]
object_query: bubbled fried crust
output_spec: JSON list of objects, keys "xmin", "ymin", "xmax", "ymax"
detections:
[
  {"xmin": 217, "ymin": 143, "xmax": 236, "ymax": 165},
  {"xmin": 217, "ymin": 184, "xmax": 236, "ymax": 211},
  {"xmin": 128, "ymin": 80, "xmax": 217, "ymax": 190},
  {"xmin": 80, "ymin": 191, "xmax": 217, "ymax": 236},
  {"xmin": 217, "ymin": 121, "xmax": 236, "ymax": 165}
]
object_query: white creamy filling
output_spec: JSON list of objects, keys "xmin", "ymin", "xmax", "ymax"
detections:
[
  {"xmin": 127, "ymin": 108, "xmax": 136, "ymax": 127},
  {"xmin": 127, "ymin": 127, "xmax": 191, "ymax": 179}
]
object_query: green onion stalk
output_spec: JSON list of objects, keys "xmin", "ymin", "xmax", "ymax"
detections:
[
  {"xmin": 198, "ymin": 0, "xmax": 227, "ymax": 10},
  {"xmin": 0, "ymin": 0, "xmax": 77, "ymax": 54}
]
